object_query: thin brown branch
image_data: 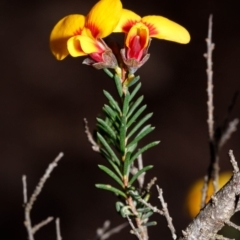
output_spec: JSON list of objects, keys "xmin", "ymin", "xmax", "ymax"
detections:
[
  {"xmin": 157, "ymin": 186, "xmax": 177, "ymax": 240},
  {"xmin": 179, "ymin": 154, "xmax": 240, "ymax": 240},
  {"xmin": 56, "ymin": 218, "xmax": 62, "ymax": 240},
  {"xmin": 204, "ymin": 14, "xmax": 215, "ymax": 142},
  {"xmin": 22, "ymin": 175, "xmax": 28, "ymax": 204},
  {"xmin": 229, "ymin": 150, "xmax": 239, "ymax": 173},
  {"xmin": 136, "ymin": 154, "xmax": 145, "ymax": 188},
  {"xmin": 23, "ymin": 152, "xmax": 64, "ymax": 240},
  {"xmin": 32, "ymin": 217, "xmax": 54, "ymax": 234},
  {"xmin": 138, "ymin": 198, "xmax": 163, "ymax": 215},
  {"xmin": 225, "ymin": 220, "xmax": 240, "ymax": 231},
  {"xmin": 126, "ymin": 196, "xmax": 148, "ymax": 240},
  {"xmin": 219, "ymin": 119, "xmax": 239, "ymax": 148},
  {"xmin": 130, "ymin": 154, "xmax": 147, "ymax": 189},
  {"xmin": 146, "ymin": 177, "xmax": 157, "ymax": 192},
  {"xmin": 202, "ymin": 14, "xmax": 219, "ymax": 208},
  {"xmin": 95, "ymin": 220, "xmax": 128, "ymax": 240},
  {"xmin": 83, "ymin": 118, "xmax": 100, "ymax": 152},
  {"xmin": 126, "ymin": 216, "xmax": 144, "ymax": 240},
  {"xmin": 201, "ymin": 175, "xmax": 209, "ymax": 209},
  {"xmin": 215, "ymin": 235, "xmax": 234, "ymax": 240}
]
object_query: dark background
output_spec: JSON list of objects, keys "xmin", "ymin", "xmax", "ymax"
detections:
[{"xmin": 1, "ymin": 0, "xmax": 240, "ymax": 239}]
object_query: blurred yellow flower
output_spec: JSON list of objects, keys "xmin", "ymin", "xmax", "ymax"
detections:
[{"xmin": 186, "ymin": 171, "xmax": 232, "ymax": 218}]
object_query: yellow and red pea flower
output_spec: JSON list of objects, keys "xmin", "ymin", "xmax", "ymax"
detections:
[
  {"xmin": 50, "ymin": 0, "xmax": 190, "ymax": 73},
  {"xmin": 49, "ymin": 0, "xmax": 122, "ymax": 68},
  {"xmin": 113, "ymin": 9, "xmax": 190, "ymax": 73}
]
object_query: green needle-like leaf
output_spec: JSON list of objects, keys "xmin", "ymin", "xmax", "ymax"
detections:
[
  {"xmin": 129, "ymin": 141, "xmax": 160, "ymax": 165},
  {"xmin": 119, "ymin": 118, "xmax": 126, "ymax": 154},
  {"xmin": 127, "ymin": 95, "xmax": 144, "ymax": 119},
  {"xmin": 127, "ymin": 125, "xmax": 154, "ymax": 149},
  {"xmin": 123, "ymin": 151, "xmax": 132, "ymax": 178},
  {"xmin": 142, "ymin": 221, "xmax": 157, "ymax": 227},
  {"xmin": 95, "ymin": 184, "xmax": 127, "ymax": 198},
  {"xmin": 120, "ymin": 92, "xmax": 130, "ymax": 153},
  {"xmin": 127, "ymin": 105, "xmax": 147, "ymax": 128},
  {"xmin": 137, "ymin": 207, "xmax": 152, "ymax": 213},
  {"xmin": 127, "ymin": 142, "xmax": 138, "ymax": 153},
  {"xmin": 129, "ymin": 82, "xmax": 142, "ymax": 102},
  {"xmin": 103, "ymin": 68, "xmax": 114, "ymax": 78},
  {"xmin": 100, "ymin": 148, "xmax": 122, "ymax": 177},
  {"xmin": 142, "ymin": 211, "xmax": 154, "ymax": 220},
  {"xmin": 98, "ymin": 165, "xmax": 123, "ymax": 187},
  {"xmin": 127, "ymin": 113, "xmax": 153, "ymax": 139},
  {"xmin": 114, "ymin": 74, "xmax": 123, "ymax": 97},
  {"xmin": 128, "ymin": 165, "xmax": 153, "ymax": 186},
  {"xmin": 103, "ymin": 104, "xmax": 119, "ymax": 121},
  {"xmin": 122, "ymin": 92, "xmax": 130, "ymax": 116},
  {"xmin": 97, "ymin": 132, "xmax": 120, "ymax": 166},
  {"xmin": 103, "ymin": 90, "xmax": 121, "ymax": 114},
  {"xmin": 127, "ymin": 75, "xmax": 140, "ymax": 87},
  {"xmin": 96, "ymin": 118, "xmax": 117, "ymax": 140}
]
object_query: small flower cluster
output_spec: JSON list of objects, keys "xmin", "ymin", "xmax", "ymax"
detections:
[{"xmin": 50, "ymin": 0, "xmax": 190, "ymax": 76}]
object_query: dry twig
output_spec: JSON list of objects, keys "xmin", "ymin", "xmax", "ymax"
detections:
[
  {"xmin": 23, "ymin": 152, "xmax": 64, "ymax": 240},
  {"xmin": 179, "ymin": 151, "xmax": 240, "ymax": 240},
  {"xmin": 126, "ymin": 216, "xmax": 144, "ymax": 240},
  {"xmin": 157, "ymin": 186, "xmax": 177, "ymax": 240},
  {"xmin": 84, "ymin": 118, "xmax": 100, "ymax": 152},
  {"xmin": 56, "ymin": 218, "xmax": 62, "ymax": 240},
  {"xmin": 202, "ymin": 14, "xmax": 220, "ymax": 205},
  {"xmin": 202, "ymin": 15, "xmax": 238, "ymax": 209},
  {"xmin": 95, "ymin": 220, "xmax": 128, "ymax": 240}
]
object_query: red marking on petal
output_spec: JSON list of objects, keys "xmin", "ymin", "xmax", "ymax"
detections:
[
  {"xmin": 85, "ymin": 21, "xmax": 100, "ymax": 38},
  {"xmin": 73, "ymin": 28, "xmax": 83, "ymax": 36},
  {"xmin": 122, "ymin": 20, "xmax": 139, "ymax": 32},
  {"xmin": 142, "ymin": 21, "xmax": 158, "ymax": 36}
]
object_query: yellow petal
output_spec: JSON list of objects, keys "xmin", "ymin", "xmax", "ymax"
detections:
[
  {"xmin": 114, "ymin": 9, "xmax": 141, "ymax": 33},
  {"xmin": 142, "ymin": 15, "xmax": 190, "ymax": 44},
  {"xmin": 67, "ymin": 36, "xmax": 88, "ymax": 57},
  {"xmin": 85, "ymin": 0, "xmax": 122, "ymax": 38},
  {"xmin": 67, "ymin": 35, "xmax": 104, "ymax": 57},
  {"xmin": 50, "ymin": 14, "xmax": 85, "ymax": 60}
]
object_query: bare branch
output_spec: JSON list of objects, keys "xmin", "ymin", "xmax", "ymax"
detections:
[
  {"xmin": 179, "ymin": 171, "xmax": 240, "ymax": 240},
  {"xmin": 95, "ymin": 220, "xmax": 128, "ymax": 240},
  {"xmin": 202, "ymin": 14, "xmax": 219, "ymax": 207},
  {"xmin": 23, "ymin": 152, "xmax": 64, "ymax": 240},
  {"xmin": 204, "ymin": 14, "xmax": 215, "ymax": 142},
  {"xmin": 225, "ymin": 220, "xmax": 240, "ymax": 231},
  {"xmin": 219, "ymin": 119, "xmax": 239, "ymax": 148},
  {"xmin": 215, "ymin": 235, "xmax": 234, "ymax": 240},
  {"xmin": 146, "ymin": 177, "xmax": 157, "ymax": 193},
  {"xmin": 130, "ymin": 154, "xmax": 146, "ymax": 189},
  {"xmin": 83, "ymin": 118, "xmax": 100, "ymax": 152},
  {"xmin": 96, "ymin": 220, "xmax": 110, "ymax": 239},
  {"xmin": 56, "ymin": 218, "xmax": 62, "ymax": 240},
  {"xmin": 136, "ymin": 154, "xmax": 145, "ymax": 188},
  {"xmin": 32, "ymin": 217, "xmax": 54, "ymax": 234},
  {"xmin": 138, "ymin": 198, "xmax": 163, "ymax": 215},
  {"xmin": 229, "ymin": 150, "xmax": 239, "ymax": 173},
  {"xmin": 126, "ymin": 216, "xmax": 144, "ymax": 240},
  {"xmin": 27, "ymin": 152, "xmax": 63, "ymax": 211},
  {"xmin": 22, "ymin": 175, "xmax": 28, "ymax": 204},
  {"xmin": 157, "ymin": 186, "xmax": 177, "ymax": 240},
  {"xmin": 201, "ymin": 175, "xmax": 209, "ymax": 209}
]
